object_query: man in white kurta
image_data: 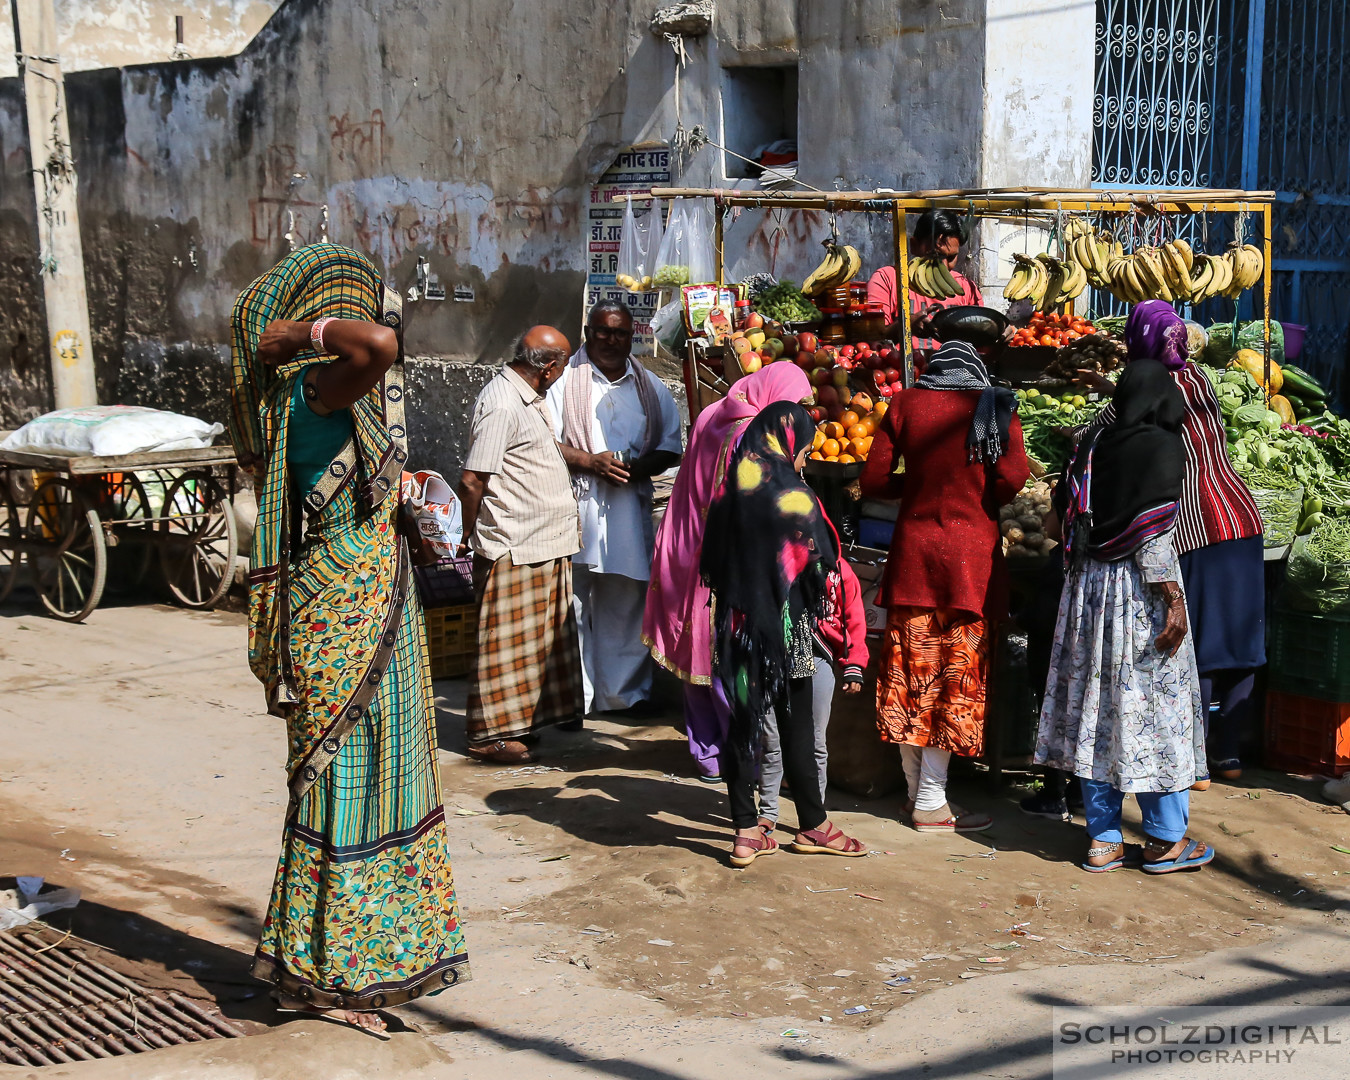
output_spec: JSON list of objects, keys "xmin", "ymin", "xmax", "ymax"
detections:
[{"xmin": 546, "ymin": 301, "xmax": 682, "ymax": 717}]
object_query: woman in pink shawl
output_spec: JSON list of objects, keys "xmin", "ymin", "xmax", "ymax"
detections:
[{"xmin": 643, "ymin": 364, "xmax": 812, "ymax": 780}]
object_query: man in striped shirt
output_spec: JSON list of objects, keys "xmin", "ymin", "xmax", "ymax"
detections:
[{"xmin": 458, "ymin": 326, "xmax": 585, "ymax": 764}]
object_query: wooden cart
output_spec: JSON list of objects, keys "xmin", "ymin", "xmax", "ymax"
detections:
[{"xmin": 0, "ymin": 444, "xmax": 239, "ymax": 622}]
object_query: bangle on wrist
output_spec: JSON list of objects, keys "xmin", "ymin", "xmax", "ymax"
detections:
[{"xmin": 310, "ymin": 317, "xmax": 337, "ymax": 355}]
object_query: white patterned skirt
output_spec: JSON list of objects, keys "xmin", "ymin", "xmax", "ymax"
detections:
[{"xmin": 1034, "ymin": 533, "xmax": 1205, "ymax": 793}]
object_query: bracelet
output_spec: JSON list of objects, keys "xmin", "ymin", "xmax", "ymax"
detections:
[{"xmin": 310, "ymin": 317, "xmax": 337, "ymax": 355}]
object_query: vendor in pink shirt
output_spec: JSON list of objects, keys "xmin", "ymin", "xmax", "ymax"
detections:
[{"xmin": 866, "ymin": 210, "xmax": 983, "ymax": 363}]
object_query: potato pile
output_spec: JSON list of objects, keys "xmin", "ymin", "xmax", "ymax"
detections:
[{"xmin": 999, "ymin": 479, "xmax": 1057, "ymax": 559}]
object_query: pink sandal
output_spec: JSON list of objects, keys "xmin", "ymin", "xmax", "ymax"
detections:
[
  {"xmin": 730, "ymin": 830, "xmax": 780, "ymax": 868},
  {"xmin": 789, "ymin": 822, "xmax": 868, "ymax": 857}
]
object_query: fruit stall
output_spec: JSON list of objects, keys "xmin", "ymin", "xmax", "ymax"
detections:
[{"xmin": 618, "ymin": 184, "xmax": 1350, "ymax": 787}]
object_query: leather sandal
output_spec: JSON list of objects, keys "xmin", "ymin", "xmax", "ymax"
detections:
[
  {"xmin": 465, "ymin": 739, "xmax": 534, "ymax": 764},
  {"xmin": 789, "ymin": 822, "xmax": 867, "ymax": 857},
  {"xmin": 730, "ymin": 830, "xmax": 779, "ymax": 868}
]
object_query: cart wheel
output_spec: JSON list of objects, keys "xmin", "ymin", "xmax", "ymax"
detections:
[
  {"xmin": 0, "ymin": 489, "xmax": 20, "ymax": 605},
  {"xmin": 158, "ymin": 474, "xmax": 238, "ymax": 609},
  {"xmin": 25, "ymin": 477, "xmax": 108, "ymax": 622},
  {"xmin": 103, "ymin": 471, "xmax": 155, "ymax": 590}
]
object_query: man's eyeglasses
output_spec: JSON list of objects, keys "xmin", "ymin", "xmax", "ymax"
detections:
[{"xmin": 588, "ymin": 325, "xmax": 632, "ymax": 341}]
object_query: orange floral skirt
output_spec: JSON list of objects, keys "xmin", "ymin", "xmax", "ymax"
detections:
[{"xmin": 876, "ymin": 606, "xmax": 990, "ymax": 757}]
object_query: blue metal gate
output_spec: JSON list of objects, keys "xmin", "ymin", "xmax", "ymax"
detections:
[{"xmin": 1094, "ymin": 0, "xmax": 1350, "ymax": 401}]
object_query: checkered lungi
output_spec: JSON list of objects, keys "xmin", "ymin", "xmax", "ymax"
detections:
[{"xmin": 466, "ymin": 553, "xmax": 583, "ymax": 745}]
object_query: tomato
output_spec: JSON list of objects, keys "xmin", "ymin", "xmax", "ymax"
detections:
[
  {"xmin": 1064, "ymin": 331, "xmax": 1081, "ymax": 343},
  {"xmin": 1040, "ymin": 334, "xmax": 1057, "ymax": 348}
]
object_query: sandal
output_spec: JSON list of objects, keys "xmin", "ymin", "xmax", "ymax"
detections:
[
  {"xmin": 274, "ymin": 996, "xmax": 390, "ymax": 1041},
  {"xmin": 912, "ymin": 803, "xmax": 993, "ymax": 834},
  {"xmin": 465, "ymin": 739, "xmax": 534, "ymax": 764},
  {"xmin": 789, "ymin": 822, "xmax": 867, "ymax": 857},
  {"xmin": 1080, "ymin": 840, "xmax": 1143, "ymax": 873},
  {"xmin": 730, "ymin": 830, "xmax": 779, "ymax": 868},
  {"xmin": 1142, "ymin": 836, "xmax": 1215, "ymax": 874}
]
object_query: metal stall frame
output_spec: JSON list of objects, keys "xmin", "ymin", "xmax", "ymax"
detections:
[{"xmin": 635, "ymin": 186, "xmax": 1277, "ymax": 398}]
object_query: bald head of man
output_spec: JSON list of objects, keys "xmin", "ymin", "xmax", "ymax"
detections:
[{"xmin": 509, "ymin": 325, "xmax": 571, "ymax": 391}]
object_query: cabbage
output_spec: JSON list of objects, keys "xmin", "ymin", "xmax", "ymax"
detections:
[{"xmin": 1232, "ymin": 402, "xmax": 1273, "ymax": 428}]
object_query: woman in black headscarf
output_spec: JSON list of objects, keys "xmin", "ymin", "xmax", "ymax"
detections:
[
  {"xmin": 1035, "ymin": 360, "xmax": 1214, "ymax": 875},
  {"xmin": 701, "ymin": 402, "xmax": 866, "ymax": 867}
]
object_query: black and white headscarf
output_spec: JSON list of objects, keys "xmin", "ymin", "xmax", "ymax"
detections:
[{"xmin": 915, "ymin": 341, "xmax": 1016, "ymax": 463}]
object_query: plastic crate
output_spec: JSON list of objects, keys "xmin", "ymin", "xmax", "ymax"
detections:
[
  {"xmin": 1268, "ymin": 607, "xmax": 1350, "ymax": 703},
  {"xmin": 1264, "ymin": 689, "xmax": 1350, "ymax": 776},
  {"xmin": 425, "ymin": 603, "xmax": 477, "ymax": 680},
  {"xmin": 414, "ymin": 556, "xmax": 474, "ymax": 607}
]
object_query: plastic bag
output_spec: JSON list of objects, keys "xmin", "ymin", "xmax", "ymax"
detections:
[
  {"xmin": 652, "ymin": 199, "xmax": 714, "ymax": 287},
  {"xmin": 399, "ymin": 470, "xmax": 462, "ymax": 558},
  {"xmin": 616, "ymin": 196, "xmax": 662, "ymax": 292},
  {"xmin": 1284, "ymin": 531, "xmax": 1350, "ymax": 614},
  {"xmin": 0, "ymin": 406, "xmax": 223, "ymax": 457},
  {"xmin": 651, "ymin": 298, "xmax": 687, "ymax": 355},
  {"xmin": 1201, "ymin": 320, "xmax": 1284, "ymax": 368}
]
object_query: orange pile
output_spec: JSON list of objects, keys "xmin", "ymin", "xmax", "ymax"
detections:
[{"xmin": 809, "ymin": 395, "xmax": 888, "ymax": 464}]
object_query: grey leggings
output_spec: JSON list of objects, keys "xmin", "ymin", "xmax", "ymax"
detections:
[{"xmin": 757, "ymin": 663, "xmax": 835, "ymax": 823}]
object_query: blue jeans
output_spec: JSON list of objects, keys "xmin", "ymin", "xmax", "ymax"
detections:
[{"xmin": 1080, "ymin": 778, "xmax": 1189, "ymax": 844}]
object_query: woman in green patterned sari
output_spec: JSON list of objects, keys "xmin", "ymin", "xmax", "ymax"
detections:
[{"xmin": 229, "ymin": 244, "xmax": 470, "ymax": 1036}]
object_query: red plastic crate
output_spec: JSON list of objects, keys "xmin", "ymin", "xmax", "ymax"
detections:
[{"xmin": 1264, "ymin": 690, "xmax": 1350, "ymax": 776}]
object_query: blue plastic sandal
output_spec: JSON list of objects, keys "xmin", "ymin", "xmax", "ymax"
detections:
[{"xmin": 1142, "ymin": 837, "xmax": 1215, "ymax": 874}]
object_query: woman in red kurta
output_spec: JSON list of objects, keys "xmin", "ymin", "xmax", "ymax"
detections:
[{"xmin": 860, "ymin": 341, "xmax": 1029, "ymax": 832}]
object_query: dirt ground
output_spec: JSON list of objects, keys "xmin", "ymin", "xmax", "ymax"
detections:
[{"xmin": 2, "ymin": 598, "xmax": 1350, "ymax": 1078}]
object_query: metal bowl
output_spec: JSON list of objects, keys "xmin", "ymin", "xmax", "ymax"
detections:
[{"xmin": 929, "ymin": 305, "xmax": 1010, "ymax": 348}]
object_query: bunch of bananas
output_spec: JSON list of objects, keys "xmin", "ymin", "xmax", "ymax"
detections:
[
  {"xmin": 1103, "ymin": 246, "xmax": 1181, "ymax": 304},
  {"xmin": 1064, "ymin": 218, "xmax": 1119, "ymax": 289},
  {"xmin": 910, "ymin": 256, "xmax": 963, "ymax": 299},
  {"xmin": 802, "ymin": 240, "xmax": 862, "ymax": 298},
  {"xmin": 1060, "ymin": 213, "xmax": 1265, "ymax": 306},
  {"xmin": 1181, "ymin": 242, "xmax": 1263, "ymax": 302},
  {"xmin": 1003, "ymin": 252, "xmax": 1086, "ymax": 312}
]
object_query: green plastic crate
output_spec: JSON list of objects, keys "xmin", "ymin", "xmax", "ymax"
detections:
[{"xmin": 1268, "ymin": 607, "xmax": 1350, "ymax": 703}]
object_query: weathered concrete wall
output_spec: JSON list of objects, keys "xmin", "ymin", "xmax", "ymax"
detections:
[
  {"xmin": 0, "ymin": 0, "xmax": 1095, "ymax": 473},
  {"xmin": 0, "ymin": 1, "xmax": 280, "ymax": 78}
]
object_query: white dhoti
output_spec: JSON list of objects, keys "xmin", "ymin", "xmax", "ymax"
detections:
[{"xmin": 573, "ymin": 564, "xmax": 652, "ymax": 713}]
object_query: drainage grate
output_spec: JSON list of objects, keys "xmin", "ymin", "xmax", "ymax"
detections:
[{"xmin": 0, "ymin": 924, "xmax": 243, "ymax": 1066}]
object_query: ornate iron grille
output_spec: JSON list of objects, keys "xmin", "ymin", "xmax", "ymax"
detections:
[
  {"xmin": 1093, "ymin": 0, "xmax": 1220, "ymax": 187},
  {"xmin": 1093, "ymin": 0, "xmax": 1350, "ymax": 400}
]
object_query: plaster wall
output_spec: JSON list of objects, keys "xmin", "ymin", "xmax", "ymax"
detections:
[{"xmin": 0, "ymin": 1, "xmax": 279, "ymax": 77}]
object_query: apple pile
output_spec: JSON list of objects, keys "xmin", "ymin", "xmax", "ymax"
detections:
[{"xmin": 727, "ymin": 313, "xmax": 802, "ymax": 374}]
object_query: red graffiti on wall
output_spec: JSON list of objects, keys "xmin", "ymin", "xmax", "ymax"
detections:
[{"xmin": 329, "ymin": 110, "xmax": 387, "ymax": 174}]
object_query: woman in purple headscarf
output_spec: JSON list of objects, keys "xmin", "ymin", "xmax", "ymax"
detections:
[{"xmin": 1079, "ymin": 301, "xmax": 1265, "ymax": 785}]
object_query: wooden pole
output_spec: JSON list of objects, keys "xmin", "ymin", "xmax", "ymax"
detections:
[{"xmin": 11, "ymin": 0, "xmax": 99, "ymax": 408}]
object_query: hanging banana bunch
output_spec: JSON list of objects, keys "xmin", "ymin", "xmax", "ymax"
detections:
[
  {"xmin": 802, "ymin": 239, "xmax": 863, "ymax": 298},
  {"xmin": 1068, "ymin": 217, "xmax": 1263, "ymax": 306},
  {"xmin": 910, "ymin": 256, "xmax": 963, "ymax": 300},
  {"xmin": 1003, "ymin": 252, "xmax": 1046, "ymax": 306},
  {"xmin": 1223, "ymin": 242, "xmax": 1265, "ymax": 298}
]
